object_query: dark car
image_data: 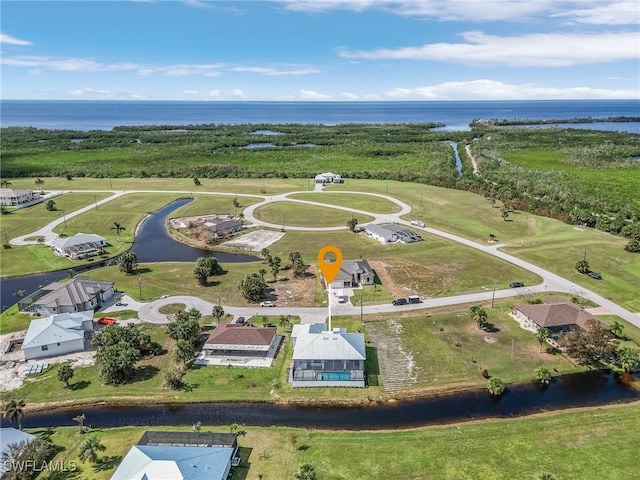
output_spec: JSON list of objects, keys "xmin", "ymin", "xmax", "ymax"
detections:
[
  {"xmin": 392, "ymin": 298, "xmax": 408, "ymax": 306},
  {"xmin": 234, "ymin": 316, "xmax": 246, "ymax": 324},
  {"xmin": 509, "ymin": 282, "xmax": 525, "ymax": 288},
  {"xmin": 587, "ymin": 272, "xmax": 602, "ymax": 280}
]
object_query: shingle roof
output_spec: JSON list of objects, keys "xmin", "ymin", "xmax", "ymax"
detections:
[
  {"xmin": 110, "ymin": 445, "xmax": 234, "ymax": 480},
  {"xmin": 50, "ymin": 233, "xmax": 105, "ymax": 249},
  {"xmin": 204, "ymin": 324, "xmax": 276, "ymax": 348},
  {"xmin": 292, "ymin": 323, "xmax": 366, "ymax": 361},
  {"xmin": 22, "ymin": 311, "xmax": 93, "ymax": 349},
  {"xmin": 516, "ymin": 301, "xmax": 606, "ymax": 330},
  {"xmin": 35, "ymin": 276, "xmax": 114, "ymax": 308}
]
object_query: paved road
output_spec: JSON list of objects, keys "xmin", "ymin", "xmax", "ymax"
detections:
[{"xmin": 10, "ymin": 188, "xmax": 640, "ymax": 328}]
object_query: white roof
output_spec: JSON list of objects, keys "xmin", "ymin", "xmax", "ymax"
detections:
[
  {"xmin": 1, "ymin": 428, "xmax": 36, "ymax": 473},
  {"xmin": 23, "ymin": 311, "xmax": 93, "ymax": 349},
  {"xmin": 292, "ymin": 323, "xmax": 366, "ymax": 361},
  {"xmin": 50, "ymin": 233, "xmax": 106, "ymax": 249},
  {"xmin": 110, "ymin": 445, "xmax": 234, "ymax": 480}
]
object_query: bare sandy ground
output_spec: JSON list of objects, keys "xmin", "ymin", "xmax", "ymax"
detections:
[{"xmin": 222, "ymin": 229, "xmax": 285, "ymax": 251}]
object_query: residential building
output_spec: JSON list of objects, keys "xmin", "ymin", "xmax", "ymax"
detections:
[
  {"xmin": 111, "ymin": 431, "xmax": 238, "ymax": 480},
  {"xmin": 513, "ymin": 298, "xmax": 609, "ymax": 336},
  {"xmin": 197, "ymin": 323, "xmax": 282, "ymax": 367},
  {"xmin": 290, "ymin": 323, "xmax": 366, "ymax": 388},
  {"xmin": 381, "ymin": 224, "xmax": 422, "ymax": 243},
  {"xmin": 204, "ymin": 218, "xmax": 244, "ymax": 237},
  {"xmin": 0, "ymin": 188, "xmax": 40, "ymax": 207},
  {"xmin": 0, "ymin": 428, "xmax": 37, "ymax": 474},
  {"xmin": 321, "ymin": 259, "xmax": 376, "ymax": 289},
  {"xmin": 50, "ymin": 233, "xmax": 107, "ymax": 259},
  {"xmin": 18, "ymin": 276, "xmax": 115, "ymax": 315},
  {"xmin": 364, "ymin": 224, "xmax": 398, "ymax": 244},
  {"xmin": 22, "ymin": 310, "xmax": 93, "ymax": 360},
  {"xmin": 314, "ymin": 172, "xmax": 343, "ymax": 184}
]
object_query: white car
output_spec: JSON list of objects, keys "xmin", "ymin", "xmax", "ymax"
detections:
[{"xmin": 260, "ymin": 301, "xmax": 275, "ymax": 307}]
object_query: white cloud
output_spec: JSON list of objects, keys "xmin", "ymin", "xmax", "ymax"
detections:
[
  {"xmin": 381, "ymin": 79, "xmax": 639, "ymax": 100},
  {"xmin": 231, "ymin": 66, "xmax": 321, "ymax": 76},
  {"xmin": 0, "ymin": 33, "xmax": 32, "ymax": 46},
  {"xmin": 341, "ymin": 91, "xmax": 360, "ymax": 99},
  {"xmin": 68, "ymin": 87, "xmax": 144, "ymax": 100},
  {"xmin": 299, "ymin": 89, "xmax": 332, "ymax": 99},
  {"xmin": 553, "ymin": 0, "xmax": 640, "ymax": 25},
  {"xmin": 339, "ymin": 31, "xmax": 639, "ymax": 66}
]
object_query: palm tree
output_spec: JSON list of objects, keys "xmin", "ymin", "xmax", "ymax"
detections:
[
  {"xmin": 535, "ymin": 327, "xmax": 550, "ymax": 353},
  {"xmin": 77, "ymin": 435, "xmax": 106, "ymax": 463},
  {"xmin": 469, "ymin": 305, "xmax": 488, "ymax": 330},
  {"xmin": 610, "ymin": 321, "xmax": 624, "ymax": 338},
  {"xmin": 0, "ymin": 179, "xmax": 11, "ymax": 188},
  {"xmin": 295, "ymin": 463, "xmax": 318, "ymax": 480},
  {"xmin": 534, "ymin": 366, "xmax": 552, "ymax": 384},
  {"xmin": 111, "ymin": 222, "xmax": 125, "ymax": 240},
  {"xmin": 487, "ymin": 377, "xmax": 505, "ymax": 396},
  {"xmin": 34, "ymin": 178, "xmax": 45, "ymax": 190},
  {"xmin": 211, "ymin": 305, "xmax": 225, "ymax": 325},
  {"xmin": 2, "ymin": 398, "xmax": 26, "ymax": 430},
  {"xmin": 279, "ymin": 314, "xmax": 291, "ymax": 329}
]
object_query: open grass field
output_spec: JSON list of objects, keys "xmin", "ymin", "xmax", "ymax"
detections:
[
  {"xmin": 26, "ymin": 402, "xmax": 640, "ymax": 480},
  {"xmin": 287, "ymin": 192, "xmax": 402, "ymax": 214},
  {"xmin": 253, "ymin": 201, "xmax": 375, "ymax": 228}
]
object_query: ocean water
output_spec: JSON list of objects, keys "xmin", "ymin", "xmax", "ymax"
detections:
[{"xmin": 1, "ymin": 99, "xmax": 639, "ymax": 132}]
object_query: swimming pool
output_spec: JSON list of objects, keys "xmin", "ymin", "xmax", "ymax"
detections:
[{"xmin": 320, "ymin": 372, "xmax": 351, "ymax": 381}]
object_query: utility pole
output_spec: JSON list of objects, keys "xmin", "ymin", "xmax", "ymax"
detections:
[
  {"xmin": 3, "ymin": 228, "xmax": 9, "ymax": 245},
  {"xmin": 94, "ymin": 195, "xmax": 98, "ymax": 210},
  {"xmin": 491, "ymin": 279, "xmax": 496, "ymax": 308},
  {"xmin": 360, "ymin": 291, "xmax": 364, "ymax": 323},
  {"xmin": 138, "ymin": 276, "xmax": 142, "ymax": 301},
  {"xmin": 62, "ymin": 210, "xmax": 67, "ymax": 228}
]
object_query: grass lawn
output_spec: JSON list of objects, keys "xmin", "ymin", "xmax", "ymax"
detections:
[
  {"xmin": 0, "ymin": 304, "xmax": 32, "ymax": 334},
  {"xmin": 253, "ymin": 201, "xmax": 375, "ymax": 228},
  {"xmin": 287, "ymin": 192, "xmax": 402, "ymax": 214},
  {"xmin": 28, "ymin": 402, "xmax": 640, "ymax": 480}
]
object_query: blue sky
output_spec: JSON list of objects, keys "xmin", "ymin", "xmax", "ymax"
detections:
[{"xmin": 1, "ymin": 0, "xmax": 638, "ymax": 101}]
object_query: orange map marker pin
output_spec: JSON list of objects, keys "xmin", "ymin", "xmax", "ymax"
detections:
[{"xmin": 318, "ymin": 245, "xmax": 343, "ymax": 284}]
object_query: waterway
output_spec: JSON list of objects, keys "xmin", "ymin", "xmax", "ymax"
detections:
[
  {"xmin": 16, "ymin": 371, "xmax": 639, "ymax": 430},
  {"xmin": 447, "ymin": 141, "xmax": 463, "ymax": 176},
  {"xmin": 0, "ymin": 199, "xmax": 259, "ymax": 309}
]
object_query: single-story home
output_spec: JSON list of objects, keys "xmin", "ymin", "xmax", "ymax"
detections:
[
  {"xmin": 22, "ymin": 310, "xmax": 93, "ymax": 360},
  {"xmin": 50, "ymin": 233, "xmax": 107, "ymax": 259},
  {"xmin": 111, "ymin": 431, "xmax": 238, "ymax": 480},
  {"xmin": 0, "ymin": 188, "xmax": 41, "ymax": 207},
  {"xmin": 321, "ymin": 259, "xmax": 376, "ymax": 289},
  {"xmin": 18, "ymin": 276, "xmax": 115, "ymax": 316},
  {"xmin": 1, "ymin": 428, "xmax": 37, "ymax": 474},
  {"xmin": 364, "ymin": 224, "xmax": 398, "ymax": 244},
  {"xmin": 198, "ymin": 323, "xmax": 282, "ymax": 367},
  {"xmin": 513, "ymin": 298, "xmax": 609, "ymax": 336},
  {"xmin": 290, "ymin": 323, "xmax": 366, "ymax": 388},
  {"xmin": 204, "ymin": 218, "xmax": 244, "ymax": 237},
  {"xmin": 314, "ymin": 172, "xmax": 343, "ymax": 184}
]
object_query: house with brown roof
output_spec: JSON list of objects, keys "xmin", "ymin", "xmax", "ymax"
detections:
[
  {"xmin": 196, "ymin": 323, "xmax": 282, "ymax": 367},
  {"xmin": 513, "ymin": 298, "xmax": 609, "ymax": 336}
]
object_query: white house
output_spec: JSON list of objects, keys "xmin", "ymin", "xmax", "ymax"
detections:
[
  {"xmin": 111, "ymin": 431, "xmax": 238, "ymax": 480},
  {"xmin": 1, "ymin": 428, "xmax": 37, "ymax": 474},
  {"xmin": 198, "ymin": 323, "xmax": 282, "ymax": 367},
  {"xmin": 0, "ymin": 188, "xmax": 41, "ymax": 207},
  {"xmin": 50, "ymin": 233, "xmax": 107, "ymax": 259},
  {"xmin": 364, "ymin": 224, "xmax": 398, "ymax": 244},
  {"xmin": 22, "ymin": 311, "xmax": 93, "ymax": 360},
  {"xmin": 314, "ymin": 172, "xmax": 343, "ymax": 184},
  {"xmin": 18, "ymin": 276, "xmax": 115, "ymax": 316},
  {"xmin": 322, "ymin": 259, "xmax": 376, "ymax": 289},
  {"xmin": 290, "ymin": 323, "xmax": 366, "ymax": 388}
]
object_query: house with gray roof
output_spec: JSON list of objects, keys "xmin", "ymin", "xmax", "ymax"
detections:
[
  {"xmin": 364, "ymin": 224, "xmax": 398, "ymax": 244},
  {"xmin": 110, "ymin": 431, "xmax": 238, "ymax": 480},
  {"xmin": 18, "ymin": 276, "xmax": 115, "ymax": 316},
  {"xmin": 321, "ymin": 259, "xmax": 376, "ymax": 289},
  {"xmin": 290, "ymin": 323, "xmax": 366, "ymax": 388},
  {"xmin": 1, "ymin": 428, "xmax": 37, "ymax": 474},
  {"xmin": 381, "ymin": 224, "xmax": 423, "ymax": 243},
  {"xmin": 22, "ymin": 310, "xmax": 93, "ymax": 360},
  {"xmin": 50, "ymin": 233, "xmax": 106, "ymax": 259},
  {"xmin": 314, "ymin": 172, "xmax": 343, "ymax": 184},
  {"xmin": 0, "ymin": 188, "xmax": 41, "ymax": 207}
]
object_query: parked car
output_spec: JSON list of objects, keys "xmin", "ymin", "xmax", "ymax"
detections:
[
  {"xmin": 408, "ymin": 295, "xmax": 421, "ymax": 304},
  {"xmin": 260, "ymin": 301, "xmax": 275, "ymax": 307},
  {"xmin": 234, "ymin": 316, "xmax": 246, "ymax": 324},
  {"xmin": 337, "ymin": 295, "xmax": 348, "ymax": 303},
  {"xmin": 410, "ymin": 219, "xmax": 425, "ymax": 228},
  {"xmin": 509, "ymin": 282, "xmax": 525, "ymax": 288},
  {"xmin": 587, "ymin": 272, "xmax": 602, "ymax": 280},
  {"xmin": 392, "ymin": 298, "xmax": 408, "ymax": 306}
]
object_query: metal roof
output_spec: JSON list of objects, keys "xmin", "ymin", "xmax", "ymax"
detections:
[
  {"xmin": 22, "ymin": 311, "xmax": 93, "ymax": 349},
  {"xmin": 292, "ymin": 324, "xmax": 366, "ymax": 361}
]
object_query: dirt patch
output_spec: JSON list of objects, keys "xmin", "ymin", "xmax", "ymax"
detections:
[
  {"xmin": 222, "ymin": 229, "xmax": 285, "ymax": 252},
  {"xmin": 369, "ymin": 259, "xmax": 456, "ymax": 298},
  {"xmin": 270, "ymin": 265, "xmax": 317, "ymax": 307}
]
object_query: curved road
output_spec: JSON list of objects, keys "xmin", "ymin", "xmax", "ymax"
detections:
[{"xmin": 9, "ymin": 188, "xmax": 640, "ymax": 328}]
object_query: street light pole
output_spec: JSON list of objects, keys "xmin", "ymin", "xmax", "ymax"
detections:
[
  {"xmin": 138, "ymin": 276, "xmax": 142, "ymax": 301},
  {"xmin": 491, "ymin": 279, "xmax": 496, "ymax": 308},
  {"xmin": 360, "ymin": 291, "xmax": 363, "ymax": 323}
]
